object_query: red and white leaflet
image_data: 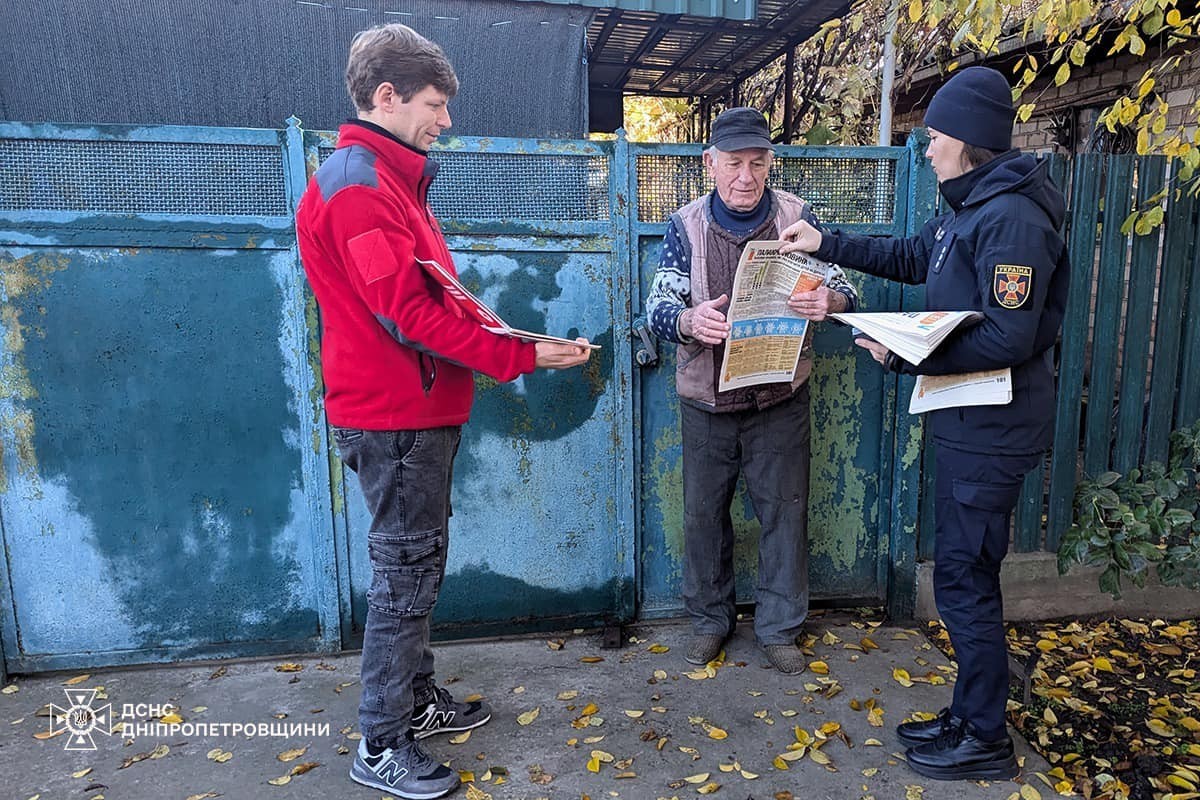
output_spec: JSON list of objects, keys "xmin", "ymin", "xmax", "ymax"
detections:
[{"xmin": 416, "ymin": 258, "xmax": 600, "ymax": 349}]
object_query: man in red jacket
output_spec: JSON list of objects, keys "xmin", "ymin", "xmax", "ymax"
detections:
[{"xmin": 296, "ymin": 23, "xmax": 591, "ymax": 800}]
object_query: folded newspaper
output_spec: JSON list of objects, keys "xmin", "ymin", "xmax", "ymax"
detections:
[
  {"xmin": 909, "ymin": 369, "xmax": 1012, "ymax": 413},
  {"xmin": 417, "ymin": 258, "xmax": 600, "ymax": 349},
  {"xmin": 718, "ymin": 241, "xmax": 831, "ymax": 392},
  {"xmin": 828, "ymin": 310, "xmax": 982, "ymax": 365}
]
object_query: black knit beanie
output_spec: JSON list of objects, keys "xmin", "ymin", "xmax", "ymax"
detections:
[{"xmin": 923, "ymin": 66, "xmax": 1016, "ymax": 151}]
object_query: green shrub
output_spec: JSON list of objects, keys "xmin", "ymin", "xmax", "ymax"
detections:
[{"xmin": 1058, "ymin": 421, "xmax": 1200, "ymax": 597}]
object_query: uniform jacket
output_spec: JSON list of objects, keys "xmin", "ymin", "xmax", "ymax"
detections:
[
  {"xmin": 296, "ymin": 121, "xmax": 535, "ymax": 430},
  {"xmin": 816, "ymin": 150, "xmax": 1069, "ymax": 454}
]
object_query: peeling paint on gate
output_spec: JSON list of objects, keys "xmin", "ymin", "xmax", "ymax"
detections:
[
  {"xmin": 0, "ymin": 251, "xmax": 68, "ymax": 495},
  {"xmin": 807, "ymin": 352, "xmax": 873, "ymax": 571}
]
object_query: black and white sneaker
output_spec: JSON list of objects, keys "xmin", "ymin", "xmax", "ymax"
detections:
[
  {"xmin": 349, "ymin": 734, "xmax": 460, "ymax": 799},
  {"xmin": 411, "ymin": 683, "xmax": 492, "ymax": 740}
]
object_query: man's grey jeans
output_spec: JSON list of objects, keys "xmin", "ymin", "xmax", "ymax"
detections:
[
  {"xmin": 680, "ymin": 385, "xmax": 811, "ymax": 647},
  {"xmin": 332, "ymin": 425, "xmax": 461, "ymax": 748}
]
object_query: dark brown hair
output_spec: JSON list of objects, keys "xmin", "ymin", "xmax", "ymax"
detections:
[
  {"xmin": 960, "ymin": 143, "xmax": 1006, "ymax": 171},
  {"xmin": 345, "ymin": 24, "xmax": 458, "ymax": 112}
]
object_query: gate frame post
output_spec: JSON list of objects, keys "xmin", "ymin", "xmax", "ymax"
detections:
[
  {"xmin": 885, "ymin": 129, "xmax": 936, "ymax": 621},
  {"xmin": 611, "ymin": 128, "xmax": 638, "ymax": 623},
  {"xmin": 283, "ymin": 116, "xmax": 342, "ymax": 653}
]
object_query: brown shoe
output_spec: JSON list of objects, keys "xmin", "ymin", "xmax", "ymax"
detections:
[
  {"xmin": 685, "ymin": 634, "xmax": 725, "ymax": 665},
  {"xmin": 764, "ymin": 644, "xmax": 806, "ymax": 675}
]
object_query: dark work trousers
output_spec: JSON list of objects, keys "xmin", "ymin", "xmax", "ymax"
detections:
[
  {"xmin": 680, "ymin": 384, "xmax": 811, "ymax": 647},
  {"xmin": 933, "ymin": 444, "xmax": 1041, "ymax": 741},
  {"xmin": 333, "ymin": 425, "xmax": 462, "ymax": 748}
]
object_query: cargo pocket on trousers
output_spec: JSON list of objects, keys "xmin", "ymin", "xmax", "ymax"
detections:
[
  {"xmin": 951, "ymin": 478, "xmax": 1024, "ymax": 564},
  {"xmin": 366, "ymin": 566, "xmax": 442, "ymax": 617},
  {"xmin": 366, "ymin": 529, "xmax": 444, "ymax": 617}
]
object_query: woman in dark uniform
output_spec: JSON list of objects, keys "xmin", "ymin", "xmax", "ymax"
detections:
[{"xmin": 781, "ymin": 66, "xmax": 1070, "ymax": 782}]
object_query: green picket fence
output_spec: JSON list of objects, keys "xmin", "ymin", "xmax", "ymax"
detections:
[{"xmin": 918, "ymin": 153, "xmax": 1200, "ymax": 558}]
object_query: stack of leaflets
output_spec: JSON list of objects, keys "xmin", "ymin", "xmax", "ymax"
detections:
[
  {"xmin": 828, "ymin": 310, "xmax": 982, "ymax": 365},
  {"xmin": 909, "ymin": 369, "xmax": 1012, "ymax": 413},
  {"xmin": 416, "ymin": 258, "xmax": 600, "ymax": 349}
]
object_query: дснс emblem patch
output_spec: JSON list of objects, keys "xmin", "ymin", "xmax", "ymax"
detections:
[{"xmin": 993, "ymin": 264, "xmax": 1033, "ymax": 309}]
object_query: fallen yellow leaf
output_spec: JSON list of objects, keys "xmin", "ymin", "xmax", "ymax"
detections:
[
  {"xmin": 277, "ymin": 747, "xmax": 307, "ymax": 762},
  {"xmin": 893, "ymin": 668, "xmax": 914, "ymax": 687},
  {"xmin": 648, "ymin": 644, "xmax": 670, "ymax": 654},
  {"xmin": 274, "ymin": 663, "xmax": 304, "ymax": 673},
  {"xmin": 71, "ymin": 768, "xmax": 93, "ymax": 778},
  {"xmin": 449, "ymin": 730, "xmax": 472, "ymax": 744},
  {"xmin": 464, "ymin": 784, "xmax": 493, "ymax": 800},
  {"xmin": 685, "ymin": 772, "xmax": 710, "ymax": 783},
  {"xmin": 698, "ymin": 781, "xmax": 720, "ymax": 794},
  {"xmin": 1, "ymin": 685, "xmax": 17, "ymax": 695},
  {"xmin": 556, "ymin": 690, "xmax": 578, "ymax": 700},
  {"xmin": 267, "ymin": 775, "xmax": 291, "ymax": 786},
  {"xmin": 517, "ymin": 707, "xmax": 540, "ymax": 726},
  {"xmin": 623, "ymin": 710, "xmax": 644, "ymax": 718},
  {"xmin": 586, "ymin": 756, "xmax": 601, "ymax": 773},
  {"xmin": 809, "ymin": 661, "xmax": 829, "ymax": 675},
  {"xmin": 63, "ymin": 675, "xmax": 90, "ymax": 686},
  {"xmin": 580, "ymin": 703, "xmax": 599, "ymax": 716},
  {"xmin": 706, "ymin": 725, "xmax": 728, "ymax": 740},
  {"xmin": 288, "ymin": 761, "xmax": 319, "ymax": 776},
  {"xmin": 579, "ymin": 656, "xmax": 604, "ymax": 663}
]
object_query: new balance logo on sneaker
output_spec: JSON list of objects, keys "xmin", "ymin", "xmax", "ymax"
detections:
[
  {"xmin": 350, "ymin": 736, "xmax": 459, "ymax": 799},
  {"xmin": 410, "ymin": 684, "xmax": 492, "ymax": 740}
]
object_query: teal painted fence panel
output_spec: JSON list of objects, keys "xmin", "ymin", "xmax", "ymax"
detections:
[
  {"xmin": 1083, "ymin": 157, "xmax": 1135, "ymax": 477},
  {"xmin": 1046, "ymin": 154, "xmax": 1103, "ymax": 550},
  {"xmin": 302, "ymin": 130, "xmax": 636, "ymax": 643},
  {"xmin": 1113, "ymin": 157, "xmax": 1164, "ymax": 474},
  {"xmin": 1146, "ymin": 171, "xmax": 1197, "ymax": 463},
  {"xmin": 0, "ymin": 123, "xmax": 338, "ymax": 672}
]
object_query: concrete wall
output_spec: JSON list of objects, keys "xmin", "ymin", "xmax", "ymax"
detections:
[{"xmin": 915, "ymin": 553, "xmax": 1200, "ymax": 622}]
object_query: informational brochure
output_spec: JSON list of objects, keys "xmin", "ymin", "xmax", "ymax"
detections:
[
  {"xmin": 909, "ymin": 368, "xmax": 1013, "ymax": 413},
  {"xmin": 416, "ymin": 258, "xmax": 600, "ymax": 349},
  {"xmin": 718, "ymin": 241, "xmax": 830, "ymax": 392},
  {"xmin": 829, "ymin": 310, "xmax": 983, "ymax": 365}
]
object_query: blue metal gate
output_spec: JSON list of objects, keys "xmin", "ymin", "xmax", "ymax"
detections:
[
  {"xmin": 0, "ymin": 120, "xmax": 928, "ymax": 673},
  {"xmin": 0, "ymin": 122, "xmax": 339, "ymax": 671}
]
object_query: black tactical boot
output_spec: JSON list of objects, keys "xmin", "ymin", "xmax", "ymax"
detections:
[
  {"xmin": 905, "ymin": 720, "xmax": 1018, "ymax": 781},
  {"xmin": 896, "ymin": 707, "xmax": 963, "ymax": 747}
]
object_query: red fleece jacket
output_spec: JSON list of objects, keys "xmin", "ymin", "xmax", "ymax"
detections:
[{"xmin": 296, "ymin": 122, "xmax": 536, "ymax": 429}]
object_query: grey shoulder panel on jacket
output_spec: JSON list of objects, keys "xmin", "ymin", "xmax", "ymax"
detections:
[{"xmin": 315, "ymin": 145, "xmax": 378, "ymax": 201}]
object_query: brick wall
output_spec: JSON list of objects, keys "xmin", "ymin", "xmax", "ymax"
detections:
[{"xmin": 893, "ymin": 47, "xmax": 1200, "ymax": 154}]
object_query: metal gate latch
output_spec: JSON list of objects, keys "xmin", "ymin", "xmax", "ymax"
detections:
[{"xmin": 632, "ymin": 316, "xmax": 658, "ymax": 367}]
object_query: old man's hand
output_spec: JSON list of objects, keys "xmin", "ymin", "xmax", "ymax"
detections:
[
  {"xmin": 680, "ymin": 293, "xmax": 732, "ymax": 345},
  {"xmin": 787, "ymin": 286, "xmax": 846, "ymax": 321}
]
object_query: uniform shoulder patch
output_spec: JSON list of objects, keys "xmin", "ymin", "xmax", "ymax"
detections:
[{"xmin": 991, "ymin": 264, "xmax": 1033, "ymax": 310}]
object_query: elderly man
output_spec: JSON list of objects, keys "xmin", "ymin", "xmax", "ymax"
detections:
[{"xmin": 644, "ymin": 107, "xmax": 858, "ymax": 675}]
